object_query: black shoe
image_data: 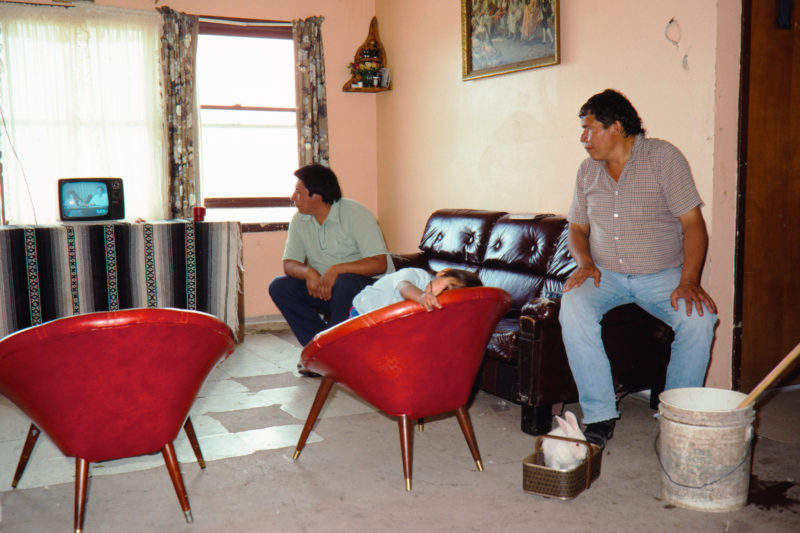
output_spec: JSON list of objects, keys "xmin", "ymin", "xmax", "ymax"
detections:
[
  {"xmin": 584, "ymin": 419, "xmax": 616, "ymax": 449},
  {"xmin": 296, "ymin": 363, "xmax": 321, "ymax": 378}
]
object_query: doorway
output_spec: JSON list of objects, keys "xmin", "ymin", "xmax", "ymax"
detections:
[{"xmin": 735, "ymin": 0, "xmax": 800, "ymax": 391}]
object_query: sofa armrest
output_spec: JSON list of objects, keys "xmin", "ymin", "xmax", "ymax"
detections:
[
  {"xmin": 521, "ymin": 297, "xmax": 560, "ymax": 323},
  {"xmin": 517, "ymin": 297, "xmax": 579, "ymax": 409},
  {"xmin": 390, "ymin": 252, "xmax": 430, "ymax": 271}
]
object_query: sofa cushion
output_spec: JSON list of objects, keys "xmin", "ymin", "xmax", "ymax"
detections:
[
  {"xmin": 482, "ymin": 214, "xmax": 556, "ymax": 269},
  {"xmin": 479, "ymin": 214, "xmax": 576, "ymax": 313},
  {"xmin": 419, "ymin": 209, "xmax": 507, "ymax": 266},
  {"xmin": 483, "ymin": 214, "xmax": 573, "ymax": 275},
  {"xmin": 479, "ymin": 268, "xmax": 543, "ymax": 317}
]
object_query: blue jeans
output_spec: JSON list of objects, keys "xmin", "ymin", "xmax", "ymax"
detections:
[
  {"xmin": 268, "ymin": 273, "xmax": 375, "ymax": 346},
  {"xmin": 558, "ymin": 266, "xmax": 717, "ymax": 424}
]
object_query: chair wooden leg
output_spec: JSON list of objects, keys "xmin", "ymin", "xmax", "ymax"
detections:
[
  {"xmin": 398, "ymin": 414, "xmax": 413, "ymax": 491},
  {"xmin": 293, "ymin": 376, "xmax": 335, "ymax": 460},
  {"xmin": 162, "ymin": 442, "xmax": 193, "ymax": 524},
  {"xmin": 455, "ymin": 406, "xmax": 483, "ymax": 472},
  {"xmin": 12, "ymin": 424, "xmax": 40, "ymax": 488},
  {"xmin": 417, "ymin": 418, "xmax": 424, "ymax": 432},
  {"xmin": 183, "ymin": 417, "xmax": 205, "ymax": 469},
  {"xmin": 74, "ymin": 457, "xmax": 89, "ymax": 533}
]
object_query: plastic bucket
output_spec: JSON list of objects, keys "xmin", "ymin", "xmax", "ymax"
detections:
[{"xmin": 656, "ymin": 387, "xmax": 755, "ymax": 512}]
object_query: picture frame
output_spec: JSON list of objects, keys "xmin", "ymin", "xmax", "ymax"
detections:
[{"xmin": 462, "ymin": 0, "xmax": 560, "ymax": 81}]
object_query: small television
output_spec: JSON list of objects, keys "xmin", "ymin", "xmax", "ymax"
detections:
[{"xmin": 58, "ymin": 178, "xmax": 124, "ymax": 221}]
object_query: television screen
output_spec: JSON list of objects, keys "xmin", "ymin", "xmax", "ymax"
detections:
[{"xmin": 58, "ymin": 178, "xmax": 124, "ymax": 221}]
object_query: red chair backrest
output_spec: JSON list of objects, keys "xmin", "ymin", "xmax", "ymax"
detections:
[
  {"xmin": 0, "ymin": 308, "xmax": 235, "ymax": 462},
  {"xmin": 302, "ymin": 287, "xmax": 511, "ymax": 419}
]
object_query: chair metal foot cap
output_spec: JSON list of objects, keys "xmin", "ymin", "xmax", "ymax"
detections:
[
  {"xmin": 292, "ymin": 450, "xmax": 300, "ymax": 460},
  {"xmin": 184, "ymin": 510, "xmax": 194, "ymax": 524},
  {"xmin": 476, "ymin": 460, "xmax": 484, "ymax": 472},
  {"xmin": 405, "ymin": 478, "xmax": 412, "ymax": 491}
]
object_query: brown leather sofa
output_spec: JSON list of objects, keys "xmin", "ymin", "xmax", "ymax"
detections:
[{"xmin": 391, "ymin": 209, "xmax": 674, "ymax": 435}]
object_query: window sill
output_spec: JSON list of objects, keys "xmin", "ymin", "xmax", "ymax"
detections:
[{"xmin": 242, "ymin": 222, "xmax": 289, "ymax": 233}]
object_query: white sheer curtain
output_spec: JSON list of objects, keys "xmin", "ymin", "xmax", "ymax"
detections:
[{"xmin": 0, "ymin": 3, "xmax": 166, "ymax": 225}]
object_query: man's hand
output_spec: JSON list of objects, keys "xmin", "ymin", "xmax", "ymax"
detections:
[
  {"xmin": 313, "ymin": 266, "xmax": 340, "ymax": 301},
  {"xmin": 564, "ymin": 264, "xmax": 601, "ymax": 292},
  {"xmin": 285, "ymin": 255, "xmax": 386, "ymax": 302},
  {"xmin": 671, "ymin": 280, "xmax": 717, "ymax": 316},
  {"xmin": 673, "ymin": 207, "xmax": 716, "ymax": 316},
  {"xmin": 304, "ymin": 267, "xmax": 327, "ymax": 300},
  {"xmin": 564, "ymin": 223, "xmax": 599, "ymax": 292}
]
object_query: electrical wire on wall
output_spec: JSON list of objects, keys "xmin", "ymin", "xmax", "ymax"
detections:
[{"xmin": 0, "ymin": 101, "xmax": 37, "ymax": 225}]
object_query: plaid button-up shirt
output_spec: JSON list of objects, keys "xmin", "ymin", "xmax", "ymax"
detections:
[{"xmin": 568, "ymin": 135, "xmax": 703, "ymax": 275}]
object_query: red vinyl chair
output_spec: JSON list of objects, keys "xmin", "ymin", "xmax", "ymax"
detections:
[
  {"xmin": 0, "ymin": 308, "xmax": 236, "ymax": 532},
  {"xmin": 293, "ymin": 286, "xmax": 511, "ymax": 491}
]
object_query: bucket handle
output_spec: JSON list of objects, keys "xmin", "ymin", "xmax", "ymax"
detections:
[{"xmin": 652, "ymin": 423, "xmax": 753, "ymax": 490}]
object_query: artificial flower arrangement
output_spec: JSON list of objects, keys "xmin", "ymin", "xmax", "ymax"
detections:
[{"xmin": 348, "ymin": 61, "xmax": 380, "ymax": 85}]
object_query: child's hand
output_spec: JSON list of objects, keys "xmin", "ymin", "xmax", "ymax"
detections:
[{"xmin": 418, "ymin": 292, "xmax": 442, "ymax": 311}]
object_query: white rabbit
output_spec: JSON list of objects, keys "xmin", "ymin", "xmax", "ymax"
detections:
[{"xmin": 541, "ymin": 411, "xmax": 588, "ymax": 470}]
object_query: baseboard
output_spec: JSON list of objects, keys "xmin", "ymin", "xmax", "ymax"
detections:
[{"xmin": 244, "ymin": 315, "xmax": 289, "ymax": 334}]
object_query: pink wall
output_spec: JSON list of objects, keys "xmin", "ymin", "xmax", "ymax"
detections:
[{"xmin": 709, "ymin": 5, "xmax": 744, "ymax": 390}]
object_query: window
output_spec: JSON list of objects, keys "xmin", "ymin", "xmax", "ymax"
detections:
[
  {"xmin": 0, "ymin": 4, "xmax": 165, "ymax": 225},
  {"xmin": 197, "ymin": 20, "xmax": 298, "ymax": 231}
]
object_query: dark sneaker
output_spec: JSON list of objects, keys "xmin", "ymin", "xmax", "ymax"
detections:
[
  {"xmin": 296, "ymin": 363, "xmax": 321, "ymax": 378},
  {"xmin": 584, "ymin": 419, "xmax": 616, "ymax": 448}
]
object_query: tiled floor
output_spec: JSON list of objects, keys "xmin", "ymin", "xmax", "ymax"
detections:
[{"xmin": 1, "ymin": 327, "xmax": 799, "ymax": 532}]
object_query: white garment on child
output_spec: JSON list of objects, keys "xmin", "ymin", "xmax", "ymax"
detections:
[{"xmin": 351, "ymin": 267, "xmax": 434, "ymax": 315}]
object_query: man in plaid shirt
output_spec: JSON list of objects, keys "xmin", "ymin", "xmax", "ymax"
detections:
[{"xmin": 559, "ymin": 89, "xmax": 718, "ymax": 448}]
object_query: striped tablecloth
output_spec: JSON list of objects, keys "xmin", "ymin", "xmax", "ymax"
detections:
[{"xmin": 0, "ymin": 221, "xmax": 242, "ymax": 341}]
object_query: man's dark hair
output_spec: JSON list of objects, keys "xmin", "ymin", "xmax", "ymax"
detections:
[
  {"xmin": 443, "ymin": 268, "xmax": 483, "ymax": 288},
  {"xmin": 579, "ymin": 89, "xmax": 645, "ymax": 137},
  {"xmin": 294, "ymin": 164, "xmax": 343, "ymax": 205}
]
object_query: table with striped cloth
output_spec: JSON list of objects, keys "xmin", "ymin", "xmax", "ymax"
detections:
[{"xmin": 0, "ymin": 221, "xmax": 243, "ymax": 341}]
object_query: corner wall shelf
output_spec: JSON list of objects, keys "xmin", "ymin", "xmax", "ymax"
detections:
[{"xmin": 343, "ymin": 17, "xmax": 391, "ymax": 93}]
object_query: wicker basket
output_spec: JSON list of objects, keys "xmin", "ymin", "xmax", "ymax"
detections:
[{"xmin": 522, "ymin": 435, "xmax": 602, "ymax": 499}]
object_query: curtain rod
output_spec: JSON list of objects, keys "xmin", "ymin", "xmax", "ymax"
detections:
[{"xmin": 198, "ymin": 16, "xmax": 291, "ymax": 27}]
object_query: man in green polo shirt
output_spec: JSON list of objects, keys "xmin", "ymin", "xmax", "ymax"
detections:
[{"xmin": 269, "ymin": 164, "xmax": 393, "ymax": 372}]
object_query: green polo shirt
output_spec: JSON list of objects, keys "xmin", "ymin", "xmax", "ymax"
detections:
[{"xmin": 282, "ymin": 198, "xmax": 394, "ymax": 278}]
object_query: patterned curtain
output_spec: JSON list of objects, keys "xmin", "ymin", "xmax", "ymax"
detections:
[
  {"xmin": 158, "ymin": 7, "xmax": 199, "ymax": 219},
  {"xmin": 292, "ymin": 16, "xmax": 329, "ymax": 167}
]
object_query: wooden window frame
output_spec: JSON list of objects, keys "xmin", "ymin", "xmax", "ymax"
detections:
[{"xmin": 198, "ymin": 18, "xmax": 295, "ymax": 233}]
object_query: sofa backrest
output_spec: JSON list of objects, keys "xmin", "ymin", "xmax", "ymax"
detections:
[
  {"xmin": 419, "ymin": 209, "xmax": 507, "ymax": 272},
  {"xmin": 481, "ymin": 213, "xmax": 576, "ymax": 313},
  {"xmin": 414, "ymin": 210, "xmax": 576, "ymax": 315}
]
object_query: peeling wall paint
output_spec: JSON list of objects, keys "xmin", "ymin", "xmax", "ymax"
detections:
[
  {"xmin": 666, "ymin": 17, "xmax": 682, "ymax": 45},
  {"xmin": 666, "ymin": 18, "xmax": 690, "ymax": 70}
]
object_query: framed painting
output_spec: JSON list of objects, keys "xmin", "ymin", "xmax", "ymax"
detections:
[{"xmin": 462, "ymin": 0, "xmax": 560, "ymax": 80}]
